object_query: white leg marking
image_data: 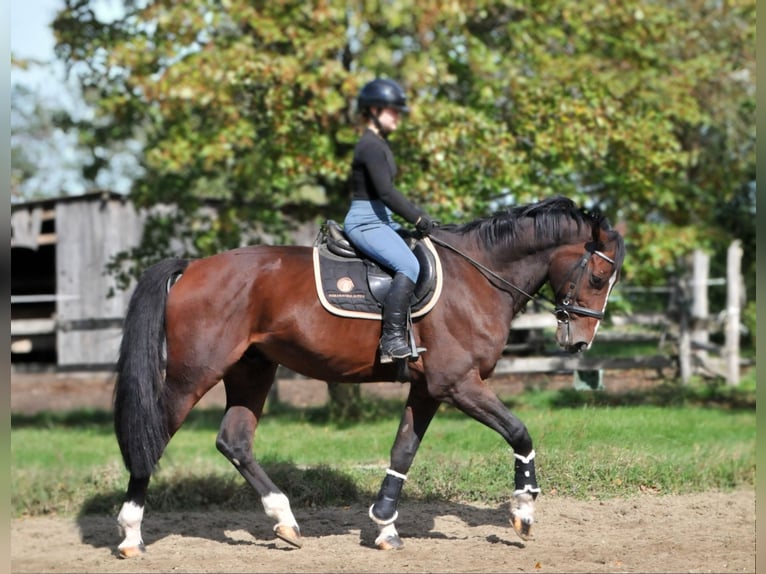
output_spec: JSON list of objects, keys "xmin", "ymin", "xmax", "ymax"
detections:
[
  {"xmin": 374, "ymin": 522, "xmax": 400, "ymax": 547},
  {"xmin": 262, "ymin": 492, "xmax": 299, "ymax": 530},
  {"xmin": 117, "ymin": 501, "xmax": 144, "ymax": 550},
  {"xmin": 511, "ymin": 491, "xmax": 536, "ymax": 523}
]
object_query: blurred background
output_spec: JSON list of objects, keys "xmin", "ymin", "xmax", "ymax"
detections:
[{"xmin": 10, "ymin": 0, "xmax": 755, "ymax": 385}]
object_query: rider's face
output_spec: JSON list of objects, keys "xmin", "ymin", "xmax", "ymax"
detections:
[{"xmin": 375, "ymin": 107, "xmax": 401, "ymax": 132}]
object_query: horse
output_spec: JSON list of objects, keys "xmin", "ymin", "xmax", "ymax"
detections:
[{"xmin": 113, "ymin": 195, "xmax": 625, "ymax": 557}]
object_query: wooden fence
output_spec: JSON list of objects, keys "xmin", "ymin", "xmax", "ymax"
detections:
[{"xmin": 493, "ymin": 241, "xmax": 747, "ymax": 386}]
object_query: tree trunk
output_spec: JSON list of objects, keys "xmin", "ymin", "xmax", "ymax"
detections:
[{"xmin": 327, "ymin": 382, "xmax": 363, "ymax": 420}]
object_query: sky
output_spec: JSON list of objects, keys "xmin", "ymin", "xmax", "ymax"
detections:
[
  {"xmin": 10, "ymin": 0, "xmax": 134, "ymax": 196},
  {"xmin": 11, "ymin": 0, "xmax": 82, "ymax": 197},
  {"xmin": 11, "ymin": 0, "xmax": 59, "ymax": 61},
  {"xmin": 11, "ymin": 0, "xmax": 85, "ymax": 107}
]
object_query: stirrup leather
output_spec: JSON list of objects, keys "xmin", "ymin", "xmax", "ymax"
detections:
[{"xmin": 379, "ymin": 312, "xmax": 426, "ymax": 364}]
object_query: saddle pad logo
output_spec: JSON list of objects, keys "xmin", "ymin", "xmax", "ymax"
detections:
[{"xmin": 336, "ymin": 277, "xmax": 355, "ymax": 293}]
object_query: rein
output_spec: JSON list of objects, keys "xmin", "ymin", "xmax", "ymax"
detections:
[
  {"xmin": 428, "ymin": 235, "xmax": 555, "ymax": 308},
  {"xmin": 428, "ymin": 234, "xmax": 614, "ymax": 323}
]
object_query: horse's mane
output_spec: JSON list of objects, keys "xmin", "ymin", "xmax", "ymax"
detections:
[{"xmin": 442, "ymin": 195, "xmax": 609, "ymax": 250}]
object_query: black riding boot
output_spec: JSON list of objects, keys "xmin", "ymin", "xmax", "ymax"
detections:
[{"xmin": 379, "ymin": 273, "xmax": 416, "ymax": 363}]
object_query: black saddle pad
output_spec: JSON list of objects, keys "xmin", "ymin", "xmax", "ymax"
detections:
[{"xmin": 312, "ymin": 224, "xmax": 443, "ymax": 320}]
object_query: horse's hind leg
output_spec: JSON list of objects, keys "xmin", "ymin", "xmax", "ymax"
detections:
[
  {"xmin": 369, "ymin": 384, "xmax": 440, "ymax": 550},
  {"xmin": 116, "ymin": 372, "xmax": 222, "ymax": 558},
  {"xmin": 215, "ymin": 350, "xmax": 302, "ymax": 547},
  {"xmin": 116, "ymin": 476, "xmax": 149, "ymax": 557}
]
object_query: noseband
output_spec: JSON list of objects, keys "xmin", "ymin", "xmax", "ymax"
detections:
[
  {"xmin": 429, "ymin": 236, "xmax": 616, "ymax": 323},
  {"xmin": 554, "ymin": 249, "xmax": 615, "ymax": 324}
]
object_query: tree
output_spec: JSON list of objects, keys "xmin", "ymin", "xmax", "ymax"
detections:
[
  {"xmin": 11, "ymin": 55, "xmax": 142, "ymax": 200},
  {"xmin": 10, "ymin": 76, "xmax": 86, "ymax": 200},
  {"xmin": 52, "ymin": 0, "xmax": 755, "ymax": 294}
]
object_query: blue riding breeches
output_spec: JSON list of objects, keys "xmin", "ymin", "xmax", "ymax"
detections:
[{"xmin": 343, "ymin": 200, "xmax": 420, "ymax": 284}]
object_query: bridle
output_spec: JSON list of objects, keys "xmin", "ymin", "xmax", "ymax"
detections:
[
  {"xmin": 553, "ymin": 249, "xmax": 616, "ymax": 324},
  {"xmin": 428, "ymin": 235, "xmax": 616, "ymax": 325}
]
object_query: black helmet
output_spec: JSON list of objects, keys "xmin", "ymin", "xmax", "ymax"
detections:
[{"xmin": 357, "ymin": 78, "xmax": 410, "ymax": 115}]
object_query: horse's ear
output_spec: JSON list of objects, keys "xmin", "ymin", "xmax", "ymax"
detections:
[
  {"xmin": 592, "ymin": 219, "xmax": 603, "ymax": 242},
  {"xmin": 596, "ymin": 219, "xmax": 626, "ymax": 242}
]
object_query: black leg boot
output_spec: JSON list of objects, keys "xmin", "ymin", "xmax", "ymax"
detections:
[{"xmin": 379, "ymin": 273, "xmax": 416, "ymax": 363}]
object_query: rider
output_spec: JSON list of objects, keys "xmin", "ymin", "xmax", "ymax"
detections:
[{"xmin": 343, "ymin": 78, "xmax": 437, "ymax": 363}]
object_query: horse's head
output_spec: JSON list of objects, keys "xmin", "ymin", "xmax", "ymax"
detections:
[
  {"xmin": 548, "ymin": 222, "xmax": 625, "ymax": 353},
  {"xmin": 438, "ymin": 195, "xmax": 625, "ymax": 353}
]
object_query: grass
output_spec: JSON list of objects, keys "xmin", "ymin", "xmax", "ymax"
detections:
[{"xmin": 11, "ymin": 381, "xmax": 755, "ymax": 518}]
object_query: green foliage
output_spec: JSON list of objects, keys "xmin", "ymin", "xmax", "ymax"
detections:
[
  {"xmin": 542, "ymin": 380, "xmax": 757, "ymax": 410},
  {"xmin": 49, "ymin": 0, "xmax": 754, "ymax": 291}
]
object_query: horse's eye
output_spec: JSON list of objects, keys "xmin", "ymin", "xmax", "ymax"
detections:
[{"xmin": 590, "ymin": 274, "xmax": 605, "ymax": 289}]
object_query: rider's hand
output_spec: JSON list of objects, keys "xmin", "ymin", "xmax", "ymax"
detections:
[{"xmin": 415, "ymin": 215, "xmax": 438, "ymax": 236}]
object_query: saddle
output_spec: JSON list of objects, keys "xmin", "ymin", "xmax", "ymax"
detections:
[{"xmin": 313, "ymin": 220, "xmax": 443, "ymax": 320}]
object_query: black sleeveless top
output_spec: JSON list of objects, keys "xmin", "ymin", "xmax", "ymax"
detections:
[{"xmin": 349, "ymin": 129, "xmax": 424, "ymax": 225}]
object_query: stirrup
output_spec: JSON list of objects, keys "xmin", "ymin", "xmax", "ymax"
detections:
[
  {"xmin": 380, "ymin": 315, "xmax": 426, "ymax": 364},
  {"xmin": 407, "ymin": 322, "xmax": 427, "ymax": 362},
  {"xmin": 379, "ymin": 341, "xmax": 412, "ymax": 364}
]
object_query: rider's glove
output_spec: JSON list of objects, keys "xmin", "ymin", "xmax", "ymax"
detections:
[{"xmin": 415, "ymin": 215, "xmax": 438, "ymax": 237}]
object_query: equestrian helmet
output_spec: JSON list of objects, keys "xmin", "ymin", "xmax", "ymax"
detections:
[{"xmin": 357, "ymin": 78, "xmax": 410, "ymax": 116}]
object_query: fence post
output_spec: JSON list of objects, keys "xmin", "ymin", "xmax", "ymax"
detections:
[
  {"xmin": 691, "ymin": 249, "xmax": 710, "ymax": 365},
  {"xmin": 573, "ymin": 369, "xmax": 604, "ymax": 390},
  {"xmin": 677, "ymin": 271, "xmax": 692, "ymax": 384},
  {"xmin": 725, "ymin": 240, "xmax": 742, "ymax": 385}
]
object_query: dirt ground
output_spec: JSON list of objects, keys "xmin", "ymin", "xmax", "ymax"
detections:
[
  {"xmin": 10, "ymin": 491, "xmax": 756, "ymax": 573},
  {"xmin": 10, "ymin": 369, "xmax": 757, "ymax": 573}
]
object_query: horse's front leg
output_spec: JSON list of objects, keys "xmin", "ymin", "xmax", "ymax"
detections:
[
  {"xmin": 449, "ymin": 372, "xmax": 540, "ymax": 541},
  {"xmin": 369, "ymin": 385, "xmax": 440, "ymax": 550}
]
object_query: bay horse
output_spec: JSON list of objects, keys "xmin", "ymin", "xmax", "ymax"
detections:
[{"xmin": 113, "ymin": 195, "xmax": 625, "ymax": 557}]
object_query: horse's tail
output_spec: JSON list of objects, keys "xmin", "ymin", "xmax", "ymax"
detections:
[{"xmin": 114, "ymin": 258, "xmax": 189, "ymax": 478}]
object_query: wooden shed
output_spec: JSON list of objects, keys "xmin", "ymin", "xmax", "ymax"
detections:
[
  {"xmin": 11, "ymin": 192, "xmax": 321, "ymax": 371},
  {"xmin": 11, "ymin": 192, "xmax": 144, "ymax": 370}
]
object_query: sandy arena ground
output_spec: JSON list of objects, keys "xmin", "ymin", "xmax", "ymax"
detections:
[{"xmin": 11, "ymin": 370, "xmax": 756, "ymax": 573}]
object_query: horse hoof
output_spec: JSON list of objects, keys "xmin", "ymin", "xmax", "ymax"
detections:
[
  {"xmin": 275, "ymin": 525, "xmax": 302, "ymax": 548},
  {"xmin": 511, "ymin": 514, "xmax": 533, "ymax": 541},
  {"xmin": 118, "ymin": 544, "xmax": 145, "ymax": 558},
  {"xmin": 376, "ymin": 535, "xmax": 404, "ymax": 550}
]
